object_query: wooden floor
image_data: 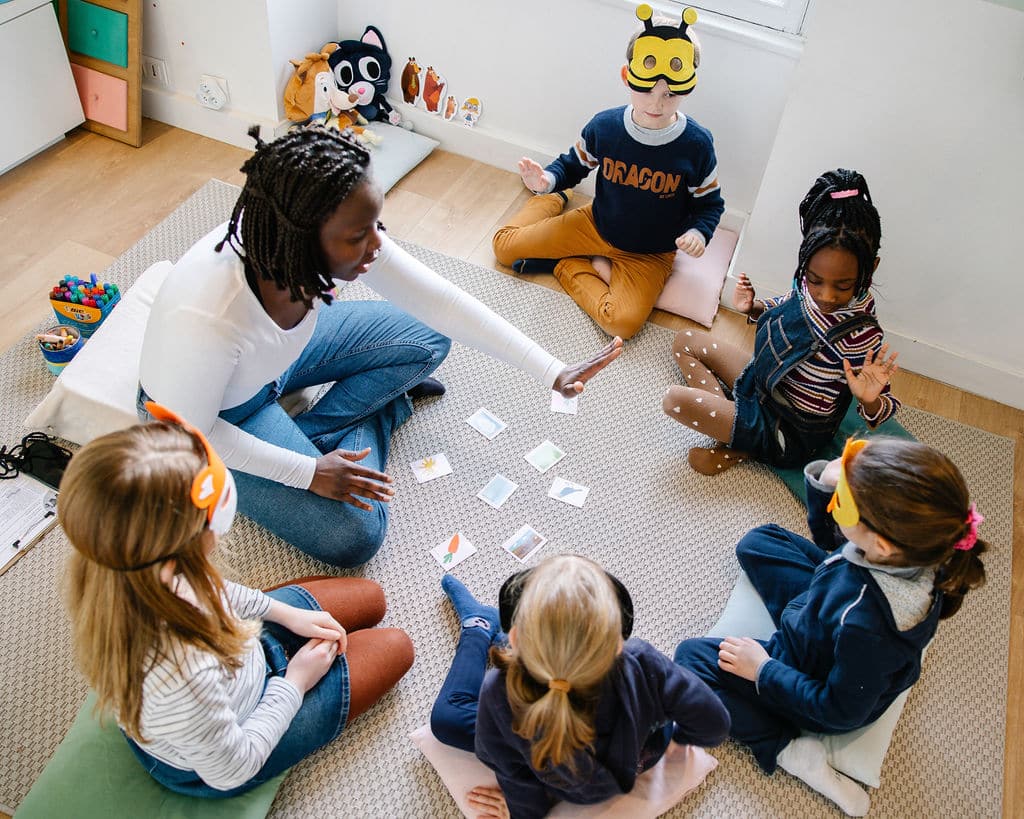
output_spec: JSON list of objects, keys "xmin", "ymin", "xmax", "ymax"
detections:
[{"xmin": 0, "ymin": 123, "xmax": 1020, "ymax": 817}]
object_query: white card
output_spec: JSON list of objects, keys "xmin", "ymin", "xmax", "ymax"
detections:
[
  {"xmin": 500, "ymin": 524, "xmax": 548, "ymax": 563},
  {"xmin": 524, "ymin": 440, "xmax": 566, "ymax": 473},
  {"xmin": 477, "ymin": 474, "xmax": 518, "ymax": 509},
  {"xmin": 431, "ymin": 532, "xmax": 477, "ymax": 571},
  {"xmin": 410, "ymin": 452, "xmax": 453, "ymax": 483},
  {"xmin": 466, "ymin": 407, "xmax": 507, "ymax": 440},
  {"xmin": 548, "ymin": 477, "xmax": 590, "ymax": 508},
  {"xmin": 551, "ymin": 390, "xmax": 579, "ymax": 415}
]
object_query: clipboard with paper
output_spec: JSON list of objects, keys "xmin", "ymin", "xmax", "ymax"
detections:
[{"xmin": 0, "ymin": 472, "xmax": 59, "ymax": 575}]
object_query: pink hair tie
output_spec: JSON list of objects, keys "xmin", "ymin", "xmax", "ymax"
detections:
[
  {"xmin": 954, "ymin": 503, "xmax": 984, "ymax": 551},
  {"xmin": 830, "ymin": 189, "xmax": 859, "ymax": 199}
]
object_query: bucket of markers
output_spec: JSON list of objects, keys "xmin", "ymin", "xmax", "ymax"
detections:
[
  {"xmin": 37, "ymin": 325, "xmax": 83, "ymax": 375},
  {"xmin": 49, "ymin": 274, "xmax": 120, "ymax": 338}
]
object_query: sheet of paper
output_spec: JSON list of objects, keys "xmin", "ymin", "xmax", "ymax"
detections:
[
  {"xmin": 548, "ymin": 477, "xmax": 590, "ymax": 508},
  {"xmin": 0, "ymin": 473, "xmax": 59, "ymax": 574},
  {"xmin": 410, "ymin": 453, "xmax": 453, "ymax": 483},
  {"xmin": 431, "ymin": 532, "xmax": 477, "ymax": 571},
  {"xmin": 524, "ymin": 440, "xmax": 566, "ymax": 473},
  {"xmin": 551, "ymin": 390, "xmax": 579, "ymax": 415},
  {"xmin": 477, "ymin": 474, "xmax": 518, "ymax": 509},
  {"xmin": 466, "ymin": 408, "xmax": 507, "ymax": 440},
  {"xmin": 500, "ymin": 524, "xmax": 548, "ymax": 563}
]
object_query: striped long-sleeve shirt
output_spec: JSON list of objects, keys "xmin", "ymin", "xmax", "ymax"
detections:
[
  {"xmin": 761, "ymin": 283, "xmax": 900, "ymax": 425},
  {"xmin": 131, "ymin": 580, "xmax": 303, "ymax": 791}
]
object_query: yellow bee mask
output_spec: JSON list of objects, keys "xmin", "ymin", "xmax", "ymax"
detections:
[
  {"xmin": 627, "ymin": 4, "xmax": 699, "ymax": 96},
  {"xmin": 826, "ymin": 438, "xmax": 869, "ymax": 527}
]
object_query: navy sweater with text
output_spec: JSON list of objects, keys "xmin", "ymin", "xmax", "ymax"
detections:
[{"xmin": 544, "ymin": 105, "xmax": 724, "ymax": 253}]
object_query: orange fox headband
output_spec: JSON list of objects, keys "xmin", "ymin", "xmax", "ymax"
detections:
[
  {"xmin": 826, "ymin": 438, "xmax": 868, "ymax": 527},
  {"xmin": 627, "ymin": 4, "xmax": 699, "ymax": 96},
  {"xmin": 145, "ymin": 402, "xmax": 237, "ymax": 536}
]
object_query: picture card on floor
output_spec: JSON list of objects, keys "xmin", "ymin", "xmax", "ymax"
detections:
[
  {"xmin": 466, "ymin": 407, "xmax": 507, "ymax": 440},
  {"xmin": 500, "ymin": 524, "xmax": 548, "ymax": 563},
  {"xmin": 524, "ymin": 440, "xmax": 565, "ymax": 473},
  {"xmin": 551, "ymin": 390, "xmax": 579, "ymax": 415},
  {"xmin": 548, "ymin": 477, "xmax": 589, "ymax": 508},
  {"xmin": 410, "ymin": 453, "xmax": 453, "ymax": 483},
  {"xmin": 477, "ymin": 474, "xmax": 518, "ymax": 509},
  {"xmin": 431, "ymin": 532, "xmax": 477, "ymax": 571}
]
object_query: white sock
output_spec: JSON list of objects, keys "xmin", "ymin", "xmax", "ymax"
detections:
[{"xmin": 777, "ymin": 736, "xmax": 870, "ymax": 816}]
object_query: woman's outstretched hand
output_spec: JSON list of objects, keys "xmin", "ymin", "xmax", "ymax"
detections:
[
  {"xmin": 309, "ymin": 447, "xmax": 395, "ymax": 510},
  {"xmin": 551, "ymin": 337, "xmax": 624, "ymax": 397}
]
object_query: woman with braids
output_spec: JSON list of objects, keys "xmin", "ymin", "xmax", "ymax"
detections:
[
  {"xmin": 661, "ymin": 168, "xmax": 900, "ymax": 474},
  {"xmin": 139, "ymin": 126, "xmax": 622, "ymax": 566},
  {"xmin": 674, "ymin": 437, "xmax": 987, "ymax": 815},
  {"xmin": 428, "ymin": 557, "xmax": 729, "ymax": 819}
]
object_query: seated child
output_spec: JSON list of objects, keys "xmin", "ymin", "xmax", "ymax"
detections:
[
  {"xmin": 59, "ymin": 404, "xmax": 414, "ymax": 797},
  {"xmin": 492, "ymin": 5, "xmax": 724, "ymax": 340},
  {"xmin": 662, "ymin": 168, "xmax": 900, "ymax": 474},
  {"xmin": 429, "ymin": 556, "xmax": 730, "ymax": 819},
  {"xmin": 674, "ymin": 437, "xmax": 987, "ymax": 815}
]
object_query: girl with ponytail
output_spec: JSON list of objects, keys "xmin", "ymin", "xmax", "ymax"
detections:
[
  {"xmin": 675, "ymin": 437, "xmax": 987, "ymax": 815},
  {"xmin": 430, "ymin": 556, "xmax": 729, "ymax": 818}
]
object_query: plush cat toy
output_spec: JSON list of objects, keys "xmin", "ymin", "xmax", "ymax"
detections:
[{"xmin": 329, "ymin": 25, "xmax": 402, "ymax": 125}]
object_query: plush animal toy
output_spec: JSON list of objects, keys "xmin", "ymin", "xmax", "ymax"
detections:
[
  {"xmin": 329, "ymin": 25, "xmax": 400, "ymax": 125},
  {"xmin": 283, "ymin": 43, "xmax": 381, "ymax": 146}
]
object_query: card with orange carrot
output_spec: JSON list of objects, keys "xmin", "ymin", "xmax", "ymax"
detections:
[{"xmin": 430, "ymin": 532, "xmax": 477, "ymax": 571}]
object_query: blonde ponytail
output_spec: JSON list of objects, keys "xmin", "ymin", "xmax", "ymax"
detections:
[{"xmin": 491, "ymin": 555, "xmax": 622, "ymax": 771}]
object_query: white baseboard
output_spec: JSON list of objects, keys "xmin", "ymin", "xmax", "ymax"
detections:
[
  {"xmin": 883, "ymin": 331, "xmax": 1024, "ymax": 413},
  {"xmin": 141, "ymin": 86, "xmax": 278, "ymax": 150}
]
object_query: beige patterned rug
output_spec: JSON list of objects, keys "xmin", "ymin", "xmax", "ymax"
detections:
[{"xmin": 0, "ymin": 180, "xmax": 1013, "ymax": 817}]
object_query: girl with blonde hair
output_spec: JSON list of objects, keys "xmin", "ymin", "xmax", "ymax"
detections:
[
  {"xmin": 430, "ymin": 556, "xmax": 729, "ymax": 818},
  {"xmin": 61, "ymin": 405, "xmax": 413, "ymax": 797}
]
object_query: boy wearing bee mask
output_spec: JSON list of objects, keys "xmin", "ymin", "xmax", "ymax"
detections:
[{"xmin": 492, "ymin": 5, "xmax": 724, "ymax": 340}]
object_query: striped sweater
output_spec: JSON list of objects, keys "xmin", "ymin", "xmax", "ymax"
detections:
[
  {"xmin": 761, "ymin": 283, "xmax": 900, "ymax": 425},
  {"xmin": 130, "ymin": 580, "xmax": 302, "ymax": 791}
]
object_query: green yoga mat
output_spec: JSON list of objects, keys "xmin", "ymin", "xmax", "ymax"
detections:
[
  {"xmin": 15, "ymin": 693, "xmax": 285, "ymax": 819},
  {"xmin": 771, "ymin": 403, "xmax": 915, "ymax": 505}
]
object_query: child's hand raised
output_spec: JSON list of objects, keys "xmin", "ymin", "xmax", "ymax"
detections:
[
  {"xmin": 552, "ymin": 336, "xmax": 624, "ymax": 396},
  {"xmin": 676, "ymin": 229, "xmax": 706, "ymax": 257},
  {"xmin": 467, "ymin": 785, "xmax": 509, "ymax": 819},
  {"xmin": 517, "ymin": 158, "xmax": 550, "ymax": 193},
  {"xmin": 717, "ymin": 636, "xmax": 770, "ymax": 681},
  {"xmin": 731, "ymin": 272, "xmax": 756, "ymax": 314},
  {"xmin": 284, "ymin": 638, "xmax": 340, "ymax": 693},
  {"xmin": 843, "ymin": 343, "xmax": 899, "ymax": 407}
]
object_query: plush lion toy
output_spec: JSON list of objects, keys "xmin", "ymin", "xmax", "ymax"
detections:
[{"xmin": 283, "ymin": 43, "xmax": 381, "ymax": 146}]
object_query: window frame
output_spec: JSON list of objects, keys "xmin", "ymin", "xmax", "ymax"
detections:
[{"xmin": 665, "ymin": 0, "xmax": 811, "ymax": 34}]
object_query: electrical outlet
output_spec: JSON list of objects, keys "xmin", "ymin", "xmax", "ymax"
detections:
[
  {"xmin": 196, "ymin": 75, "xmax": 229, "ymax": 110},
  {"xmin": 141, "ymin": 55, "xmax": 169, "ymax": 87}
]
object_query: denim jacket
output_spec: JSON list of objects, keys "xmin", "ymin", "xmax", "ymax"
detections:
[{"xmin": 732, "ymin": 291, "xmax": 878, "ymax": 465}]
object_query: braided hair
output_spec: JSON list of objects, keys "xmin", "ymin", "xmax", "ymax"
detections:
[
  {"xmin": 794, "ymin": 168, "xmax": 882, "ymax": 298},
  {"xmin": 215, "ymin": 124, "xmax": 372, "ymax": 307}
]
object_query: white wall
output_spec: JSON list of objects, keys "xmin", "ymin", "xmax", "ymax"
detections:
[
  {"xmin": 335, "ymin": 0, "xmax": 801, "ymax": 215},
  {"xmin": 140, "ymin": 0, "xmax": 335, "ymax": 147},
  {"xmin": 736, "ymin": 0, "xmax": 1024, "ymax": 409}
]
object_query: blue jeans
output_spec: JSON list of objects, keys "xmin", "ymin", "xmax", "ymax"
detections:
[
  {"xmin": 125, "ymin": 585, "xmax": 350, "ymax": 798},
  {"xmin": 430, "ymin": 627, "xmax": 492, "ymax": 752},
  {"xmin": 139, "ymin": 299, "xmax": 451, "ymax": 567}
]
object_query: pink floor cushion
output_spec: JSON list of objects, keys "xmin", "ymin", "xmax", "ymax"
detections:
[{"xmin": 592, "ymin": 226, "xmax": 738, "ymax": 328}]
